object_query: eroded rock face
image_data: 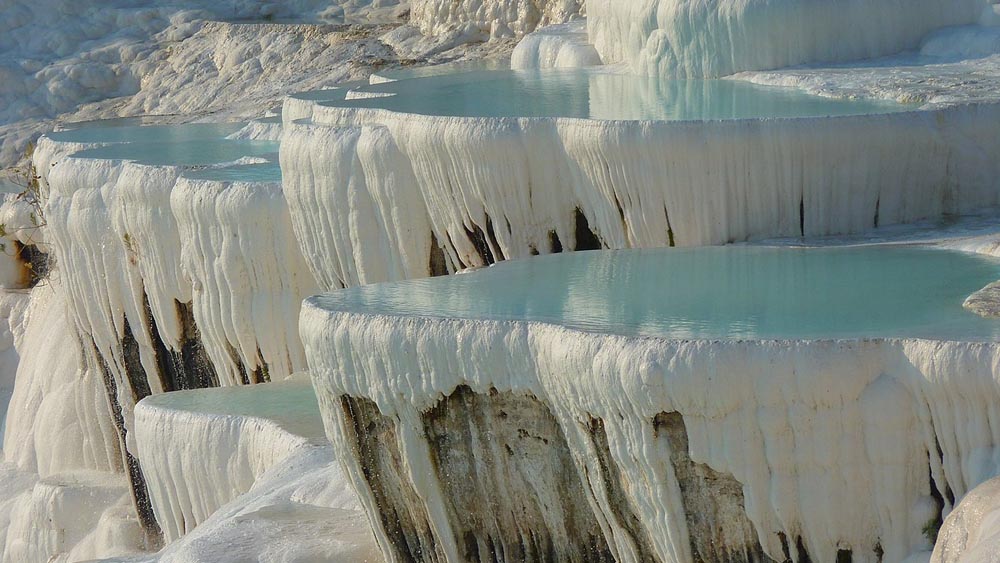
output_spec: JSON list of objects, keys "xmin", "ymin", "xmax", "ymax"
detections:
[
  {"xmin": 586, "ymin": 417, "xmax": 659, "ymax": 563},
  {"xmin": 336, "ymin": 385, "xmax": 773, "ymax": 562},
  {"xmin": 423, "ymin": 386, "xmax": 615, "ymax": 562},
  {"xmin": 652, "ymin": 413, "xmax": 775, "ymax": 563},
  {"xmin": 340, "ymin": 395, "xmax": 442, "ymax": 561}
]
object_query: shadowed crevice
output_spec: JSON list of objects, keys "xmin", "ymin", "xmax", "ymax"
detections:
[
  {"xmin": 149, "ymin": 298, "xmax": 219, "ymax": 391},
  {"xmin": 91, "ymin": 338, "xmax": 163, "ymax": 550},
  {"xmin": 573, "ymin": 208, "xmax": 603, "ymax": 251},
  {"xmin": 429, "ymin": 232, "xmax": 449, "ymax": 277}
]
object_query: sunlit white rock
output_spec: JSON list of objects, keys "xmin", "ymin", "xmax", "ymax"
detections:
[
  {"xmin": 411, "ymin": 0, "xmax": 584, "ymax": 39},
  {"xmin": 587, "ymin": 0, "xmax": 987, "ymax": 77},
  {"xmin": 933, "ymin": 476, "xmax": 1000, "ymax": 562},
  {"xmin": 284, "ymin": 94, "xmax": 1000, "ymax": 289},
  {"xmin": 511, "ymin": 21, "xmax": 602, "ymax": 70},
  {"xmin": 302, "ymin": 284, "xmax": 1000, "ymax": 562}
]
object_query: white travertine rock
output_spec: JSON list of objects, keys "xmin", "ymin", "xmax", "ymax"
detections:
[
  {"xmin": 302, "ymin": 301, "xmax": 1000, "ymax": 562},
  {"xmin": 411, "ymin": 0, "xmax": 584, "ymax": 38},
  {"xmin": 282, "ymin": 99, "xmax": 1000, "ymax": 289},
  {"xmin": 134, "ymin": 378, "xmax": 327, "ymax": 542},
  {"xmin": 0, "ymin": 283, "xmax": 137, "ymax": 562},
  {"xmin": 586, "ymin": 0, "xmax": 987, "ymax": 77},
  {"xmin": 511, "ymin": 21, "xmax": 602, "ymax": 70},
  {"xmin": 37, "ymin": 133, "xmax": 317, "ymax": 401},
  {"xmin": 933, "ymin": 476, "xmax": 1000, "ymax": 563}
]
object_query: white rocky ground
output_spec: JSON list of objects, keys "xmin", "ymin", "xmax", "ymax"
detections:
[
  {"xmin": 121, "ymin": 378, "xmax": 380, "ymax": 563},
  {"xmin": 586, "ymin": 0, "xmax": 986, "ymax": 77},
  {"xmin": 0, "ymin": 0, "xmax": 525, "ymax": 171},
  {"xmin": 4, "ymin": 0, "xmax": 1000, "ymax": 562},
  {"xmin": 0, "ymin": 1, "xmax": 520, "ymax": 562},
  {"xmin": 733, "ymin": 21, "xmax": 1000, "ymax": 105}
]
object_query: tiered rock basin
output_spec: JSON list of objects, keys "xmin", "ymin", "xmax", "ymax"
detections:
[{"xmin": 302, "ymin": 244, "xmax": 1000, "ymax": 563}]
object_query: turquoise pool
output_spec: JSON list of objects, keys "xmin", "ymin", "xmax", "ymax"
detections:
[
  {"xmin": 323, "ymin": 68, "xmax": 912, "ymax": 121},
  {"xmin": 50, "ymin": 121, "xmax": 282, "ymax": 182},
  {"xmin": 49, "ymin": 122, "xmax": 246, "ymax": 144},
  {"xmin": 140, "ymin": 377, "xmax": 324, "ymax": 440},
  {"xmin": 313, "ymin": 246, "xmax": 1000, "ymax": 341}
]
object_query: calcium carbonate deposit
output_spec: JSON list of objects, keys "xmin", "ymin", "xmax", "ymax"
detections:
[
  {"xmin": 300, "ymin": 245, "xmax": 1000, "ymax": 562},
  {"xmin": 4, "ymin": 0, "xmax": 1000, "ymax": 562}
]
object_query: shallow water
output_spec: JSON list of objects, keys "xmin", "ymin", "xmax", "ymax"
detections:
[
  {"xmin": 49, "ymin": 122, "xmax": 246, "ymax": 144},
  {"xmin": 184, "ymin": 162, "xmax": 282, "ymax": 182},
  {"xmin": 141, "ymin": 378, "xmax": 324, "ymax": 439},
  {"xmin": 315, "ymin": 246, "xmax": 1000, "ymax": 341},
  {"xmin": 48, "ymin": 65, "xmax": 914, "ymax": 184},
  {"xmin": 53, "ymin": 121, "xmax": 282, "ymax": 180},
  {"xmin": 369, "ymin": 59, "xmax": 508, "ymax": 82},
  {"xmin": 289, "ymin": 87, "xmax": 355, "ymax": 102},
  {"xmin": 326, "ymin": 67, "xmax": 913, "ymax": 120},
  {"xmin": 74, "ymin": 140, "xmax": 278, "ymax": 168}
]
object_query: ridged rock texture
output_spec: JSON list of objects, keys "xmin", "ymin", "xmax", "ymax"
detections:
[
  {"xmin": 303, "ymin": 304, "xmax": 1000, "ymax": 563},
  {"xmin": 586, "ymin": 0, "xmax": 987, "ymax": 77}
]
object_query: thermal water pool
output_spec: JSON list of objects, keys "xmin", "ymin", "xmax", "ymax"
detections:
[
  {"xmin": 48, "ymin": 121, "xmax": 282, "ymax": 182},
  {"xmin": 324, "ymin": 67, "xmax": 912, "ymax": 120},
  {"xmin": 138, "ymin": 377, "xmax": 324, "ymax": 441},
  {"xmin": 48, "ymin": 63, "xmax": 913, "ymax": 183},
  {"xmin": 48, "ymin": 121, "xmax": 246, "ymax": 144},
  {"xmin": 310, "ymin": 245, "xmax": 1000, "ymax": 341},
  {"xmin": 133, "ymin": 377, "xmax": 347, "ymax": 545},
  {"xmin": 301, "ymin": 245, "xmax": 1000, "ymax": 563}
]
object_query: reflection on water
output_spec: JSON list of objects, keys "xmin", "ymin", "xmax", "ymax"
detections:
[
  {"xmin": 75, "ymin": 139, "xmax": 278, "ymax": 168},
  {"xmin": 327, "ymin": 68, "xmax": 912, "ymax": 120},
  {"xmin": 317, "ymin": 246, "xmax": 1000, "ymax": 341},
  {"xmin": 184, "ymin": 162, "xmax": 282, "ymax": 182},
  {"xmin": 50, "ymin": 121, "xmax": 281, "ymax": 181},
  {"xmin": 49, "ymin": 122, "xmax": 246, "ymax": 144}
]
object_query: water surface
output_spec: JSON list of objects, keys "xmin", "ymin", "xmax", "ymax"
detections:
[
  {"xmin": 49, "ymin": 122, "xmax": 245, "ymax": 144},
  {"xmin": 53, "ymin": 121, "xmax": 282, "ymax": 180},
  {"xmin": 315, "ymin": 246, "xmax": 1000, "ymax": 341},
  {"xmin": 141, "ymin": 378, "xmax": 323, "ymax": 439},
  {"xmin": 326, "ymin": 68, "xmax": 912, "ymax": 120},
  {"xmin": 184, "ymin": 162, "xmax": 282, "ymax": 182}
]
